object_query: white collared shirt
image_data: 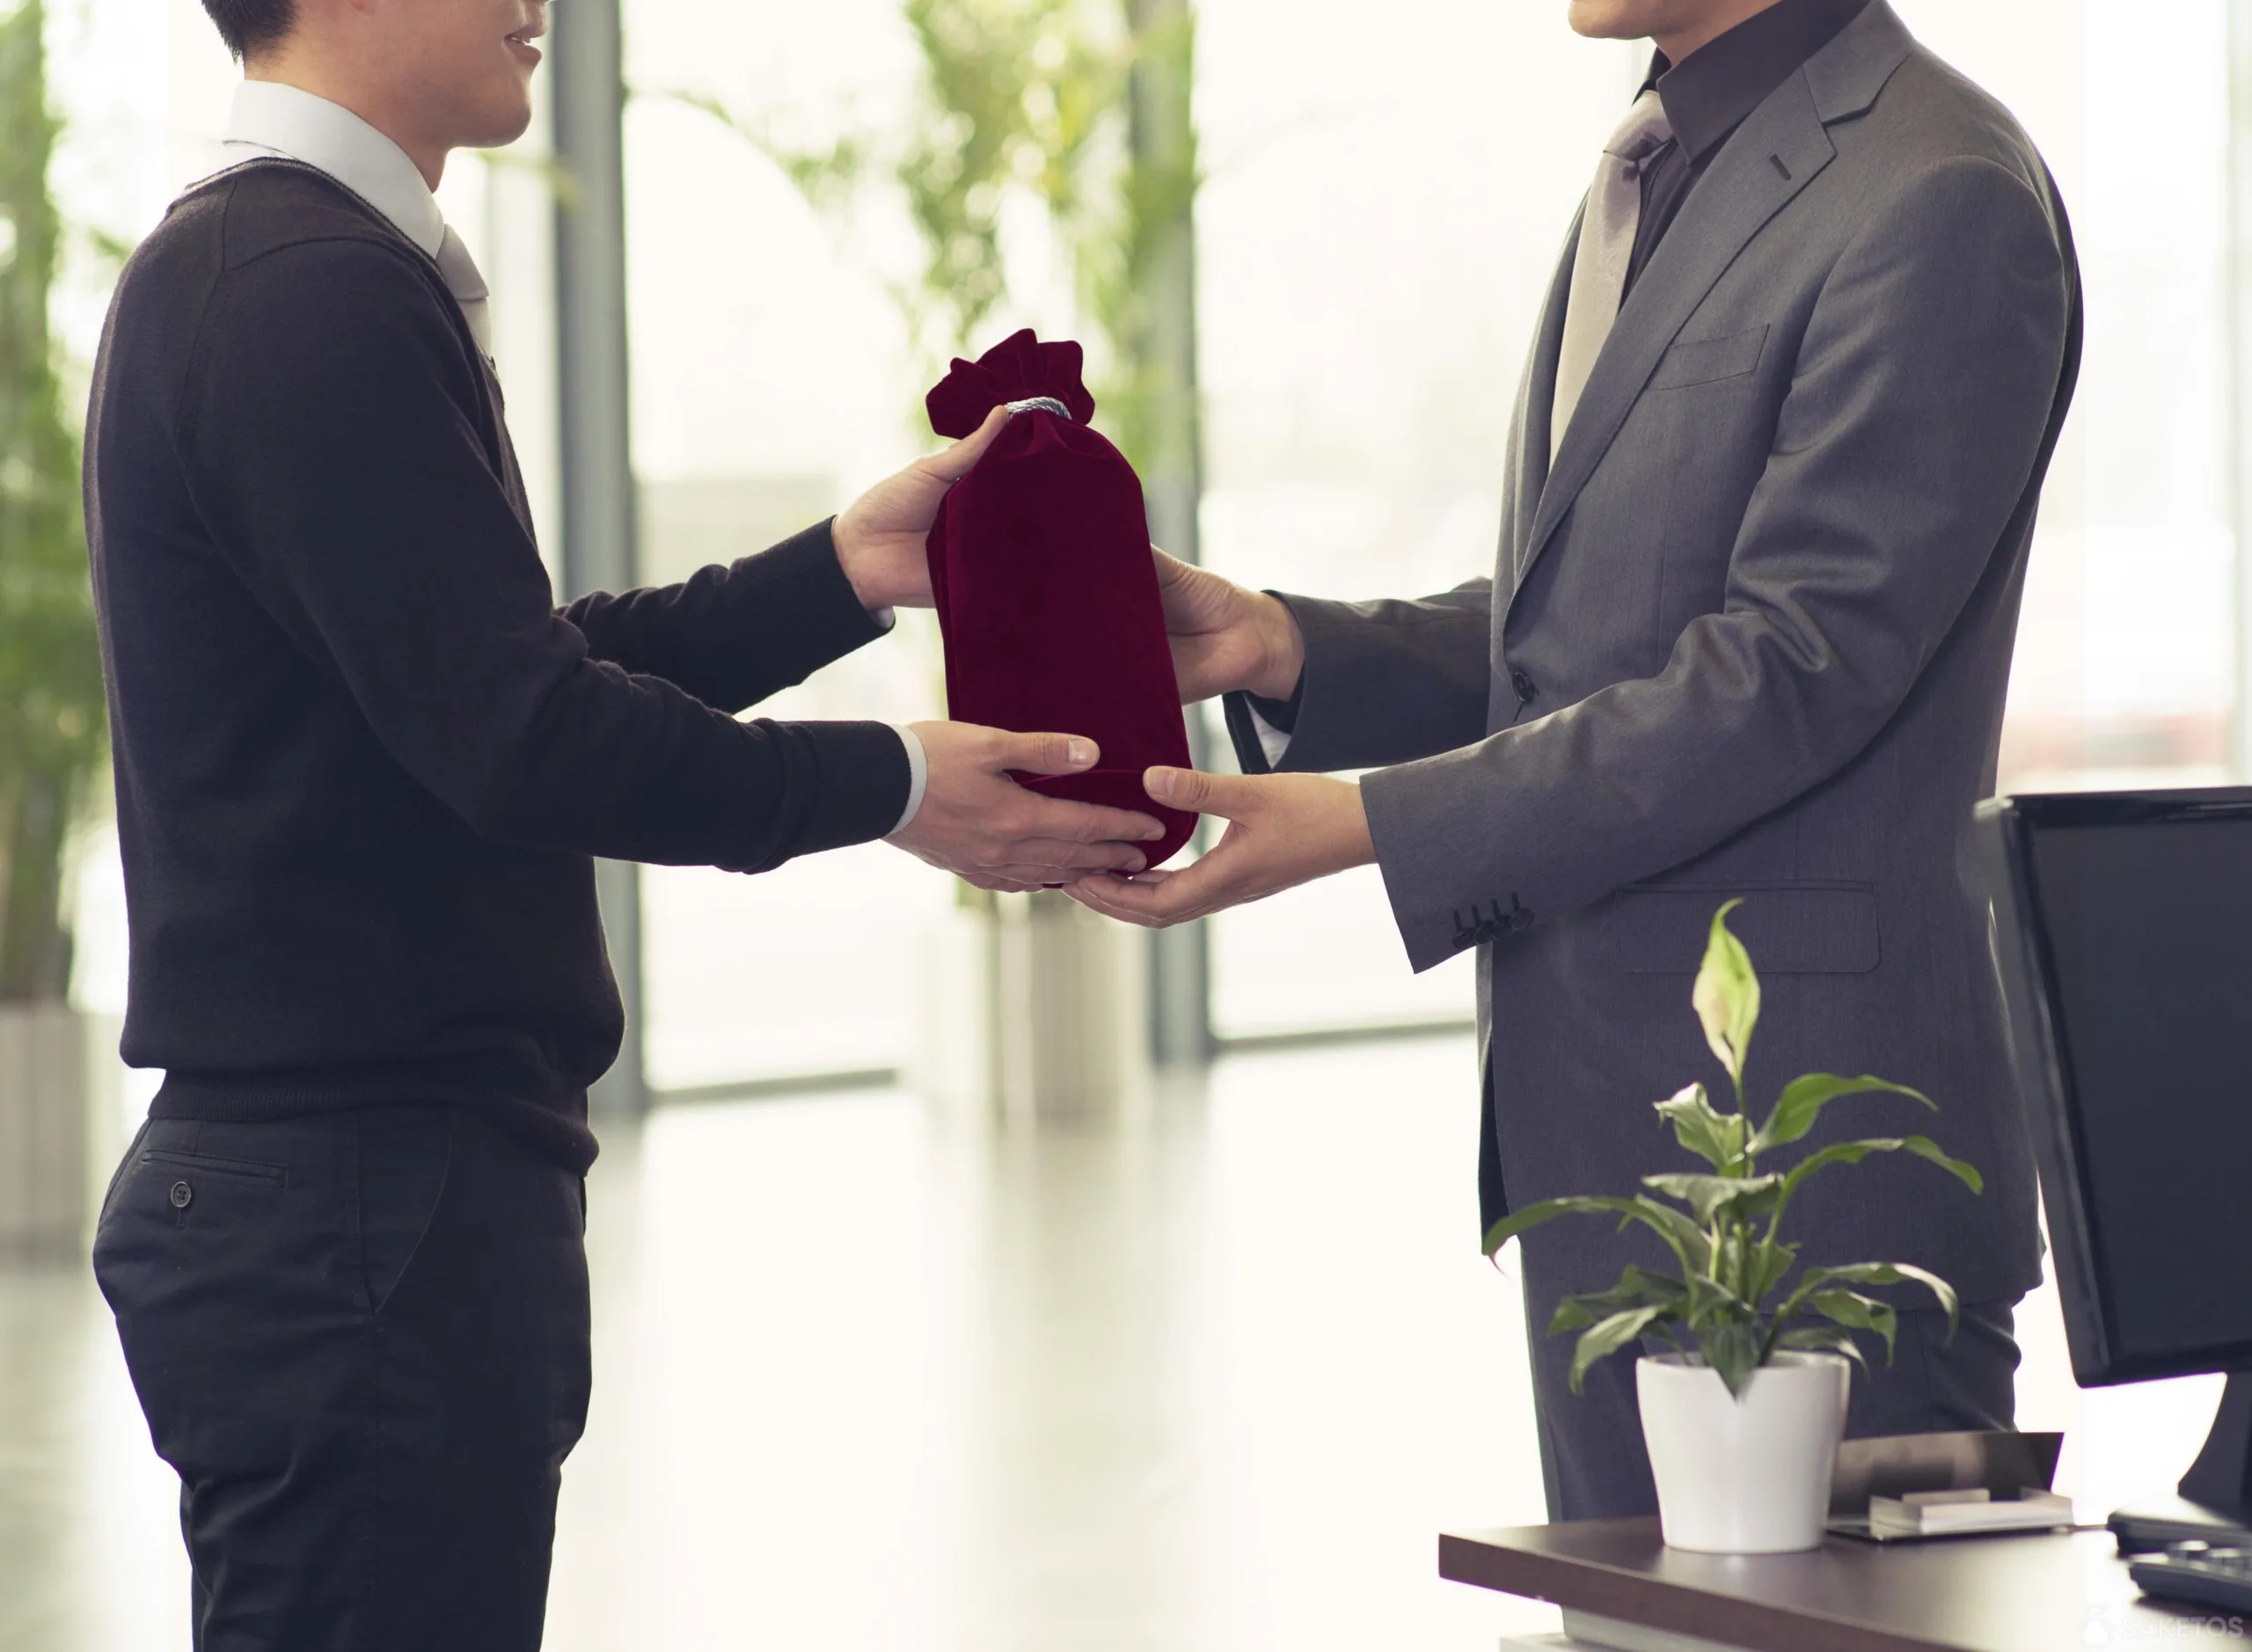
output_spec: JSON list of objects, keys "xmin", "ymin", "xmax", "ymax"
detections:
[
  {"xmin": 223, "ymin": 79, "xmax": 445, "ymax": 256},
  {"xmin": 221, "ymin": 80, "xmax": 494, "ymax": 357},
  {"xmin": 214, "ymin": 79, "xmax": 929, "ymax": 832}
]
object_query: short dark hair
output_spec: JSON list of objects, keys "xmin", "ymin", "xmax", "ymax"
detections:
[{"xmin": 201, "ymin": 0, "xmax": 296, "ymax": 60}]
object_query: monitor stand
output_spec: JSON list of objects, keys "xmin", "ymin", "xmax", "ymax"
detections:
[{"xmin": 2111, "ymin": 1372, "xmax": 2252, "ymax": 1553}]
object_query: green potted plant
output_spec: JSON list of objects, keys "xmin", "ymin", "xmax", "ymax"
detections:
[
  {"xmin": 2, "ymin": 0, "xmax": 110, "ymax": 1257},
  {"xmin": 1484, "ymin": 901, "xmax": 1982, "ymax": 1553}
]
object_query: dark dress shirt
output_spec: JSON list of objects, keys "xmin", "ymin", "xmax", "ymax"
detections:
[{"xmin": 1626, "ymin": 0, "xmax": 1874, "ymax": 296}]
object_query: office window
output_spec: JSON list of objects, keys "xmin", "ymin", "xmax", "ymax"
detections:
[
  {"xmin": 57, "ymin": 0, "xmax": 2247, "ymax": 1078},
  {"xmin": 623, "ymin": 0, "xmax": 954, "ymax": 1091},
  {"xmin": 1195, "ymin": 3, "xmax": 1637, "ymax": 1037}
]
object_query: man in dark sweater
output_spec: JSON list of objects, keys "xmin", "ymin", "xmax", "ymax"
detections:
[{"xmin": 84, "ymin": 0, "xmax": 1162, "ymax": 1646}]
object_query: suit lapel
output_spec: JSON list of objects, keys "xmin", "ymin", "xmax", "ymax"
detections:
[
  {"xmin": 1512, "ymin": 70, "xmax": 1839, "ymax": 601},
  {"xmin": 1500, "ymin": 214, "xmax": 1579, "ymax": 595}
]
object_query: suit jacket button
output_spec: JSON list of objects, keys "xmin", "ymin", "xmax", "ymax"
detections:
[{"xmin": 1510, "ymin": 669, "xmax": 1537, "ymax": 705}]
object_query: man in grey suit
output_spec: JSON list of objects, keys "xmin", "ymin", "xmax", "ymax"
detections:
[{"xmin": 1070, "ymin": 0, "xmax": 2081, "ymax": 1518}]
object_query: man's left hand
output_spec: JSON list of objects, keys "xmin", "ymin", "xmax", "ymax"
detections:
[
  {"xmin": 1063, "ymin": 767, "xmax": 1376, "ymax": 927},
  {"xmin": 832, "ymin": 406, "xmax": 1009, "ymax": 612}
]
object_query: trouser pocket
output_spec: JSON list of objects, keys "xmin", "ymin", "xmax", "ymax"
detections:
[
  {"xmin": 359, "ymin": 1107, "xmax": 454, "ymax": 1315},
  {"xmin": 93, "ymin": 1118, "xmax": 153, "ymax": 1234}
]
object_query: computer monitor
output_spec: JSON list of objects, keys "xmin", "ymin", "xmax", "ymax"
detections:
[{"xmin": 1978, "ymin": 789, "xmax": 2252, "ymax": 1547}]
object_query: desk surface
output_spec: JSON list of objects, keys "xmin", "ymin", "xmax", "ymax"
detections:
[{"xmin": 1441, "ymin": 1520, "xmax": 2239, "ymax": 1652}]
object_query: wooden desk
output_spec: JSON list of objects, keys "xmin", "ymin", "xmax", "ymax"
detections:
[{"xmin": 1440, "ymin": 1519, "xmax": 2244, "ymax": 1651}]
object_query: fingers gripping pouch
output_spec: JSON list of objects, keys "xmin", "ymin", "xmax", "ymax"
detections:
[{"xmin": 925, "ymin": 329, "xmax": 1199, "ymax": 867}]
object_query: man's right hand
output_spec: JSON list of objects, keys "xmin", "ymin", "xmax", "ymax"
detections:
[
  {"xmin": 1152, "ymin": 549, "xmax": 1305, "ymax": 705},
  {"xmin": 888, "ymin": 723, "xmax": 1167, "ymax": 891}
]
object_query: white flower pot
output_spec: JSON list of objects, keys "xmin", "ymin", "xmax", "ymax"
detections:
[{"xmin": 1637, "ymin": 1350, "xmax": 1851, "ymax": 1553}]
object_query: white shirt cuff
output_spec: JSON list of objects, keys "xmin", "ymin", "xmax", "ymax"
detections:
[
  {"xmin": 891, "ymin": 724, "xmax": 929, "ymax": 834},
  {"xmin": 1248, "ymin": 704, "xmax": 1293, "ymax": 769}
]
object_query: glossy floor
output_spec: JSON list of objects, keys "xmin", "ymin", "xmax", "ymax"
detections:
[{"xmin": 0, "ymin": 1035, "xmax": 2223, "ymax": 1651}]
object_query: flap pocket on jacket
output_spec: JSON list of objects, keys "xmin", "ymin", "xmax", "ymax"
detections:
[
  {"xmin": 1604, "ymin": 881, "xmax": 1880, "ymax": 975},
  {"xmin": 1648, "ymin": 325, "xmax": 1769, "ymax": 391}
]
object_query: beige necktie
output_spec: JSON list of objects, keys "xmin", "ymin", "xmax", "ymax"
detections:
[
  {"xmin": 1552, "ymin": 89, "xmax": 1675, "ymax": 461},
  {"xmin": 435, "ymin": 224, "xmax": 494, "ymax": 362}
]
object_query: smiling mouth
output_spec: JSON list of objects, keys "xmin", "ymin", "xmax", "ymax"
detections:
[{"xmin": 505, "ymin": 26, "xmax": 544, "ymax": 64}]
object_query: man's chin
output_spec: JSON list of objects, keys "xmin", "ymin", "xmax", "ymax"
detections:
[
  {"xmin": 1564, "ymin": 0, "xmax": 1643, "ymax": 40},
  {"xmin": 462, "ymin": 99, "xmax": 537, "ymax": 155}
]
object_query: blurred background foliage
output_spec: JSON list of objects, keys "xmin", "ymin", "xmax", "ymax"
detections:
[
  {"xmin": 652, "ymin": 0, "xmax": 1208, "ymax": 926},
  {"xmin": 660, "ymin": 0, "xmax": 1201, "ymax": 477},
  {"xmin": 0, "ymin": 0, "xmax": 106, "ymax": 1005}
]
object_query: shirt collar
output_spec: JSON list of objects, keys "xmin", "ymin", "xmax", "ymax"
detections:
[
  {"xmin": 1644, "ymin": 0, "xmax": 1874, "ymax": 167},
  {"xmin": 221, "ymin": 80, "xmax": 446, "ymax": 259}
]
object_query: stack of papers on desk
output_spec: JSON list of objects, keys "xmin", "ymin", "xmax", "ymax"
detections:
[{"xmin": 1867, "ymin": 1488, "xmax": 2075, "ymax": 1539}]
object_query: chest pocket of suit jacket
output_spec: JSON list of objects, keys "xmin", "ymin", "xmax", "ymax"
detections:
[{"xmin": 1649, "ymin": 324, "xmax": 1769, "ymax": 391}]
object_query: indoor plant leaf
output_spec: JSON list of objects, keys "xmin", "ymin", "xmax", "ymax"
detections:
[
  {"xmin": 1652, "ymin": 1083, "xmax": 1746, "ymax": 1172},
  {"xmin": 1750, "ymin": 1073, "xmax": 1934, "ymax": 1158},
  {"xmin": 1615, "ymin": 1195, "xmax": 1717, "ymax": 1278},
  {"xmin": 1692, "ymin": 900, "xmax": 1759, "ymax": 1085},
  {"xmin": 1770, "ymin": 1137, "xmax": 1985, "ymax": 1230},
  {"xmin": 1898, "ymin": 1137, "xmax": 1986, "ymax": 1195},
  {"xmin": 1551, "ymin": 1266, "xmax": 1686, "ymax": 1334},
  {"xmin": 1680, "ymin": 1272, "xmax": 1758, "ymax": 1336},
  {"xmin": 1802, "ymin": 1289, "xmax": 1900, "ymax": 1363},
  {"xmin": 1483, "ymin": 1196, "xmax": 1639, "ymax": 1257},
  {"xmin": 1743, "ymin": 1237, "xmax": 1800, "ymax": 1309},
  {"xmin": 1774, "ymin": 1324, "xmax": 1871, "ymax": 1375},
  {"xmin": 1568, "ymin": 1305, "xmax": 1673, "ymax": 1394},
  {"xmin": 1485, "ymin": 1195, "xmax": 1713, "ymax": 1277},
  {"xmin": 1641, "ymin": 1172, "xmax": 1783, "ymax": 1229},
  {"xmin": 1787, "ymin": 1261, "xmax": 1961, "ymax": 1338},
  {"xmin": 1694, "ymin": 1319, "xmax": 1766, "ymax": 1400}
]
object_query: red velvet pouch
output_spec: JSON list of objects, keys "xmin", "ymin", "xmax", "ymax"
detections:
[{"xmin": 925, "ymin": 329, "xmax": 1198, "ymax": 867}]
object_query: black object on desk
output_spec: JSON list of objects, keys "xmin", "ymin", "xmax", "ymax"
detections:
[
  {"xmin": 1979, "ymin": 788, "xmax": 2252, "ymax": 1600},
  {"xmin": 2130, "ymin": 1542, "xmax": 2252, "ymax": 1617}
]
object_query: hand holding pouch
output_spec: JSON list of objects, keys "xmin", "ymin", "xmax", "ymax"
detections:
[{"xmin": 925, "ymin": 329, "xmax": 1199, "ymax": 867}]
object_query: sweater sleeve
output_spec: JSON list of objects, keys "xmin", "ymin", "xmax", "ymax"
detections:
[
  {"xmin": 175, "ymin": 235, "xmax": 908, "ymax": 872},
  {"xmin": 562, "ymin": 518, "xmax": 896, "ymax": 714}
]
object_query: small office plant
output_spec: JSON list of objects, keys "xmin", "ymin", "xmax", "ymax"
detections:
[{"xmin": 1485, "ymin": 901, "xmax": 1983, "ymax": 1553}]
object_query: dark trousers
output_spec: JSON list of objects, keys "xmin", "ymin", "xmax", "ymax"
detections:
[
  {"xmin": 91, "ymin": 1106, "xmax": 591, "ymax": 1652},
  {"xmin": 1518, "ymin": 1252, "xmax": 2022, "ymax": 1521}
]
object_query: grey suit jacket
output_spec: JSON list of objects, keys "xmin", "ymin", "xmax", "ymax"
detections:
[{"xmin": 1227, "ymin": 3, "xmax": 2080, "ymax": 1304}]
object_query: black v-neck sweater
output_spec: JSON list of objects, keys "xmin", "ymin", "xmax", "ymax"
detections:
[{"xmin": 84, "ymin": 162, "xmax": 910, "ymax": 1170}]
